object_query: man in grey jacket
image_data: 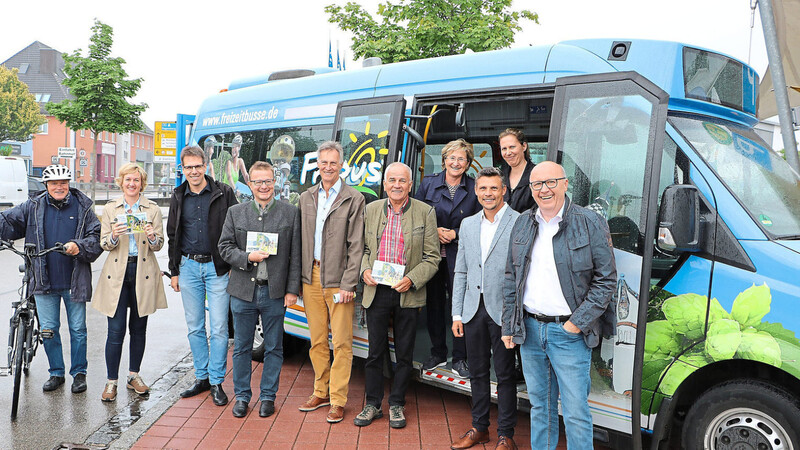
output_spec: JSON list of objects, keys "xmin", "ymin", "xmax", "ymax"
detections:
[
  {"xmin": 450, "ymin": 167, "xmax": 520, "ymax": 450},
  {"xmin": 501, "ymin": 161, "xmax": 616, "ymax": 450},
  {"xmin": 218, "ymin": 161, "xmax": 301, "ymax": 419}
]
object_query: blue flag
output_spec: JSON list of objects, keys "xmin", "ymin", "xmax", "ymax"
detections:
[
  {"xmin": 328, "ymin": 39, "xmax": 333, "ymax": 68},
  {"xmin": 336, "ymin": 41, "xmax": 341, "ymax": 70},
  {"xmin": 342, "ymin": 51, "xmax": 346, "ymax": 71}
]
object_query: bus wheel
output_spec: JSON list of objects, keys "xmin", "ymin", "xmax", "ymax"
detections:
[
  {"xmin": 682, "ymin": 379, "xmax": 800, "ymax": 450},
  {"xmin": 251, "ymin": 317, "xmax": 265, "ymax": 361}
]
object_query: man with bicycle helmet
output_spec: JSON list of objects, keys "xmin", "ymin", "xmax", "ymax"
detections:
[{"xmin": 0, "ymin": 164, "xmax": 102, "ymax": 394}]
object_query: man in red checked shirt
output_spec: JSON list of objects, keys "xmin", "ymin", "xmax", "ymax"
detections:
[{"xmin": 354, "ymin": 162, "xmax": 440, "ymax": 430}]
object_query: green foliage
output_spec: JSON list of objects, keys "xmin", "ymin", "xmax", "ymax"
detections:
[
  {"xmin": 0, "ymin": 66, "xmax": 46, "ymax": 142},
  {"xmin": 0, "ymin": 145, "xmax": 12, "ymax": 156},
  {"xmin": 737, "ymin": 328, "xmax": 782, "ymax": 367},
  {"xmin": 705, "ymin": 319, "xmax": 741, "ymax": 361},
  {"xmin": 325, "ymin": 0, "xmax": 539, "ymax": 63},
  {"xmin": 46, "ymin": 20, "xmax": 147, "ymax": 140},
  {"xmin": 730, "ymin": 283, "xmax": 771, "ymax": 328},
  {"xmin": 644, "ymin": 283, "xmax": 800, "ymax": 397}
]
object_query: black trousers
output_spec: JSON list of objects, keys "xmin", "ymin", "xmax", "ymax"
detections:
[
  {"xmin": 426, "ymin": 258, "xmax": 466, "ymax": 361},
  {"xmin": 365, "ymin": 285, "xmax": 419, "ymax": 407},
  {"xmin": 464, "ymin": 298, "xmax": 517, "ymax": 437}
]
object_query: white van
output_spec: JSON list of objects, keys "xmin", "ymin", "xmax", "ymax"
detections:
[{"xmin": 0, "ymin": 158, "xmax": 29, "ymax": 210}]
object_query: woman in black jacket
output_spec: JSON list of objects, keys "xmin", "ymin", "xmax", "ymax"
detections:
[{"xmin": 499, "ymin": 128, "xmax": 536, "ymax": 212}]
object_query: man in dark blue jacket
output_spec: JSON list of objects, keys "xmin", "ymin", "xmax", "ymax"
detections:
[{"xmin": 0, "ymin": 164, "xmax": 102, "ymax": 394}]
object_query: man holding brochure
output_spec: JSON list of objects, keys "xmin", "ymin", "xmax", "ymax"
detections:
[
  {"xmin": 298, "ymin": 141, "xmax": 365, "ymax": 423},
  {"xmin": 355, "ymin": 162, "xmax": 440, "ymax": 429},
  {"xmin": 218, "ymin": 161, "xmax": 301, "ymax": 419}
]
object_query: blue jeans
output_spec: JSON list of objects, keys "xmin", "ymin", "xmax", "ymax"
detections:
[
  {"xmin": 35, "ymin": 289, "xmax": 87, "ymax": 378},
  {"xmin": 179, "ymin": 256, "xmax": 230, "ymax": 385},
  {"xmin": 230, "ymin": 285, "xmax": 285, "ymax": 403},
  {"xmin": 520, "ymin": 316, "xmax": 593, "ymax": 450}
]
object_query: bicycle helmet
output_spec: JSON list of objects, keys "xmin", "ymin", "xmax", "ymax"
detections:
[{"xmin": 41, "ymin": 164, "xmax": 72, "ymax": 182}]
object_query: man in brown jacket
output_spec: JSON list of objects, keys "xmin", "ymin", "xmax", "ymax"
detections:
[{"xmin": 297, "ymin": 141, "xmax": 365, "ymax": 423}]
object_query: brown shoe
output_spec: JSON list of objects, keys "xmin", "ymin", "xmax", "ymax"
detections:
[
  {"xmin": 495, "ymin": 436, "xmax": 518, "ymax": 450},
  {"xmin": 299, "ymin": 395, "xmax": 331, "ymax": 411},
  {"xmin": 451, "ymin": 428, "xmax": 489, "ymax": 449},
  {"xmin": 101, "ymin": 381, "xmax": 117, "ymax": 402},
  {"xmin": 126, "ymin": 374, "xmax": 149, "ymax": 395},
  {"xmin": 326, "ymin": 405, "xmax": 344, "ymax": 423}
]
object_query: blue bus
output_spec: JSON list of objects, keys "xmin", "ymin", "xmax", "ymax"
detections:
[{"xmin": 178, "ymin": 39, "xmax": 800, "ymax": 449}]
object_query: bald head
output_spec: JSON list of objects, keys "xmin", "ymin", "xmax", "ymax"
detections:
[{"xmin": 529, "ymin": 161, "xmax": 569, "ymax": 221}]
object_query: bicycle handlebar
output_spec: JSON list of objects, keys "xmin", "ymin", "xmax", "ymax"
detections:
[{"xmin": 0, "ymin": 240, "xmax": 66, "ymax": 258}]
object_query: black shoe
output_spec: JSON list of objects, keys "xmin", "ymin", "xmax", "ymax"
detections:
[
  {"xmin": 452, "ymin": 359, "xmax": 471, "ymax": 379},
  {"xmin": 71, "ymin": 373, "xmax": 87, "ymax": 393},
  {"xmin": 210, "ymin": 384, "xmax": 228, "ymax": 406},
  {"xmin": 232, "ymin": 400, "xmax": 249, "ymax": 418},
  {"xmin": 43, "ymin": 376, "xmax": 65, "ymax": 392},
  {"xmin": 180, "ymin": 378, "xmax": 211, "ymax": 398},
  {"xmin": 422, "ymin": 355, "xmax": 447, "ymax": 371},
  {"xmin": 259, "ymin": 400, "xmax": 275, "ymax": 417}
]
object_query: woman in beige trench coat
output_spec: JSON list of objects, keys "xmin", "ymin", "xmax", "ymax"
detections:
[{"xmin": 92, "ymin": 163, "xmax": 167, "ymax": 402}]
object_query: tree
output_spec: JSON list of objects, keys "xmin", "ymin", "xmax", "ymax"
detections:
[
  {"xmin": 325, "ymin": 0, "xmax": 538, "ymax": 63},
  {"xmin": 47, "ymin": 19, "xmax": 147, "ymax": 200},
  {"xmin": 0, "ymin": 66, "xmax": 46, "ymax": 143}
]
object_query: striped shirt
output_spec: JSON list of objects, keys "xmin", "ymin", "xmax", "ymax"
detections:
[{"xmin": 377, "ymin": 198, "xmax": 407, "ymax": 265}]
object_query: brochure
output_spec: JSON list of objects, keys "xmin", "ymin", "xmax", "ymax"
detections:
[
  {"xmin": 246, "ymin": 231, "xmax": 278, "ymax": 255},
  {"xmin": 116, "ymin": 213, "xmax": 148, "ymax": 234},
  {"xmin": 371, "ymin": 260, "xmax": 406, "ymax": 287}
]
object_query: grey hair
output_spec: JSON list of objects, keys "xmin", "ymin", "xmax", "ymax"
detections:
[
  {"xmin": 317, "ymin": 141, "xmax": 344, "ymax": 163},
  {"xmin": 383, "ymin": 162, "xmax": 413, "ymax": 182},
  {"xmin": 181, "ymin": 145, "xmax": 206, "ymax": 165}
]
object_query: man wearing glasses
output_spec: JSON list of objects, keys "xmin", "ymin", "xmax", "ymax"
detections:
[
  {"xmin": 218, "ymin": 161, "xmax": 301, "ymax": 418},
  {"xmin": 167, "ymin": 145, "xmax": 238, "ymax": 406},
  {"xmin": 501, "ymin": 161, "xmax": 617, "ymax": 449}
]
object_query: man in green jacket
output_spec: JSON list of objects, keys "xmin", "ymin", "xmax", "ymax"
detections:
[{"xmin": 354, "ymin": 162, "xmax": 440, "ymax": 429}]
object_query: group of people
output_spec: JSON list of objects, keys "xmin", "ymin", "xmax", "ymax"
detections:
[{"xmin": 0, "ymin": 127, "xmax": 616, "ymax": 450}]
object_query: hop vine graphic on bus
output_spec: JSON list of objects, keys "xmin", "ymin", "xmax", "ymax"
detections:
[{"xmin": 641, "ymin": 284, "xmax": 800, "ymax": 414}]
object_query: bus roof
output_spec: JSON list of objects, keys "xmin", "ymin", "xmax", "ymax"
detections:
[{"xmin": 193, "ymin": 39, "xmax": 758, "ymax": 139}]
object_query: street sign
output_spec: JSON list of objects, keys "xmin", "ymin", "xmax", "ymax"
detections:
[
  {"xmin": 154, "ymin": 156, "xmax": 174, "ymax": 164},
  {"xmin": 58, "ymin": 147, "xmax": 76, "ymax": 158},
  {"xmin": 155, "ymin": 121, "xmax": 177, "ymax": 158},
  {"xmin": 79, "ymin": 158, "xmax": 88, "ymax": 167},
  {"xmin": 79, "ymin": 149, "xmax": 86, "ymax": 157},
  {"xmin": 51, "ymin": 156, "xmax": 59, "ymax": 164}
]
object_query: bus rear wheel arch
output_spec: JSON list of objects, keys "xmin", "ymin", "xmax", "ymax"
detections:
[{"xmin": 682, "ymin": 379, "xmax": 800, "ymax": 450}]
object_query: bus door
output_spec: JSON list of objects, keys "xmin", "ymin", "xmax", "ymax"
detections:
[
  {"xmin": 332, "ymin": 95, "xmax": 407, "ymax": 204},
  {"xmin": 547, "ymin": 71, "xmax": 669, "ymax": 441}
]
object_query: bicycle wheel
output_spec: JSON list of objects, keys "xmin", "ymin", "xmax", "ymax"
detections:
[{"xmin": 11, "ymin": 321, "xmax": 26, "ymax": 420}]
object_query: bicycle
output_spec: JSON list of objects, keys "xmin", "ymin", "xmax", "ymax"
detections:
[{"xmin": 0, "ymin": 239, "xmax": 65, "ymax": 420}]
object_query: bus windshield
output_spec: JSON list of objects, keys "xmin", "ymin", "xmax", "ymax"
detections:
[{"xmin": 671, "ymin": 115, "xmax": 800, "ymax": 238}]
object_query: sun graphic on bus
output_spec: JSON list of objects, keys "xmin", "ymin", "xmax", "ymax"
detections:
[{"xmin": 345, "ymin": 121, "xmax": 389, "ymax": 196}]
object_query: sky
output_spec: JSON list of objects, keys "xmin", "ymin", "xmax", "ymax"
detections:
[{"xmin": 1, "ymin": 0, "xmax": 768, "ymax": 129}]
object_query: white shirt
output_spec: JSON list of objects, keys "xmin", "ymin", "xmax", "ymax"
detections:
[
  {"xmin": 522, "ymin": 204, "xmax": 572, "ymax": 316},
  {"xmin": 453, "ymin": 203, "xmax": 508, "ymax": 322},
  {"xmin": 313, "ymin": 179, "xmax": 342, "ymax": 261}
]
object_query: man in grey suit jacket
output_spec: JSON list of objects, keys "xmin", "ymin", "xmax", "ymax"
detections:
[
  {"xmin": 450, "ymin": 167, "xmax": 521, "ymax": 450},
  {"xmin": 218, "ymin": 161, "xmax": 301, "ymax": 419}
]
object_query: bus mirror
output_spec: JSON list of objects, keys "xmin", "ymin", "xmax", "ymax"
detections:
[{"xmin": 657, "ymin": 184, "xmax": 701, "ymax": 253}]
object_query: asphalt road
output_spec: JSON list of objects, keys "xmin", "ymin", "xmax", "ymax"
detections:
[{"xmin": 0, "ymin": 206, "xmax": 191, "ymax": 450}]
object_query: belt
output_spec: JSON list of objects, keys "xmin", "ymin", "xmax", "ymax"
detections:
[
  {"xmin": 524, "ymin": 310, "xmax": 571, "ymax": 324},
  {"xmin": 184, "ymin": 253, "xmax": 212, "ymax": 263},
  {"xmin": 127, "ymin": 255, "xmax": 138, "ymax": 264},
  {"xmin": 255, "ymin": 279, "xmax": 269, "ymax": 286},
  {"xmin": 313, "ymin": 259, "xmax": 321, "ymax": 267}
]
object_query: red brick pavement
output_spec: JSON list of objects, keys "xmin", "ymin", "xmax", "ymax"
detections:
[{"xmin": 133, "ymin": 349, "xmax": 606, "ymax": 449}]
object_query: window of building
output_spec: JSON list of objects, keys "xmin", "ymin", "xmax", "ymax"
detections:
[
  {"xmin": 38, "ymin": 122, "xmax": 48, "ymax": 134},
  {"xmin": 91, "ymin": 131, "xmax": 95, "ymax": 139},
  {"xmin": 41, "ymin": 94, "xmax": 50, "ymax": 103},
  {"xmin": 34, "ymin": 94, "xmax": 41, "ymax": 102},
  {"xmin": 19, "ymin": 63, "xmax": 29, "ymax": 74},
  {"xmin": 80, "ymin": 129, "xmax": 85, "ymax": 137}
]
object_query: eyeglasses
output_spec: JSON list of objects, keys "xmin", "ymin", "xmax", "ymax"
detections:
[
  {"xmin": 530, "ymin": 177, "xmax": 566, "ymax": 191},
  {"xmin": 446, "ymin": 156, "xmax": 468, "ymax": 164},
  {"xmin": 251, "ymin": 179, "xmax": 275, "ymax": 187},
  {"xmin": 182, "ymin": 164, "xmax": 205, "ymax": 172}
]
